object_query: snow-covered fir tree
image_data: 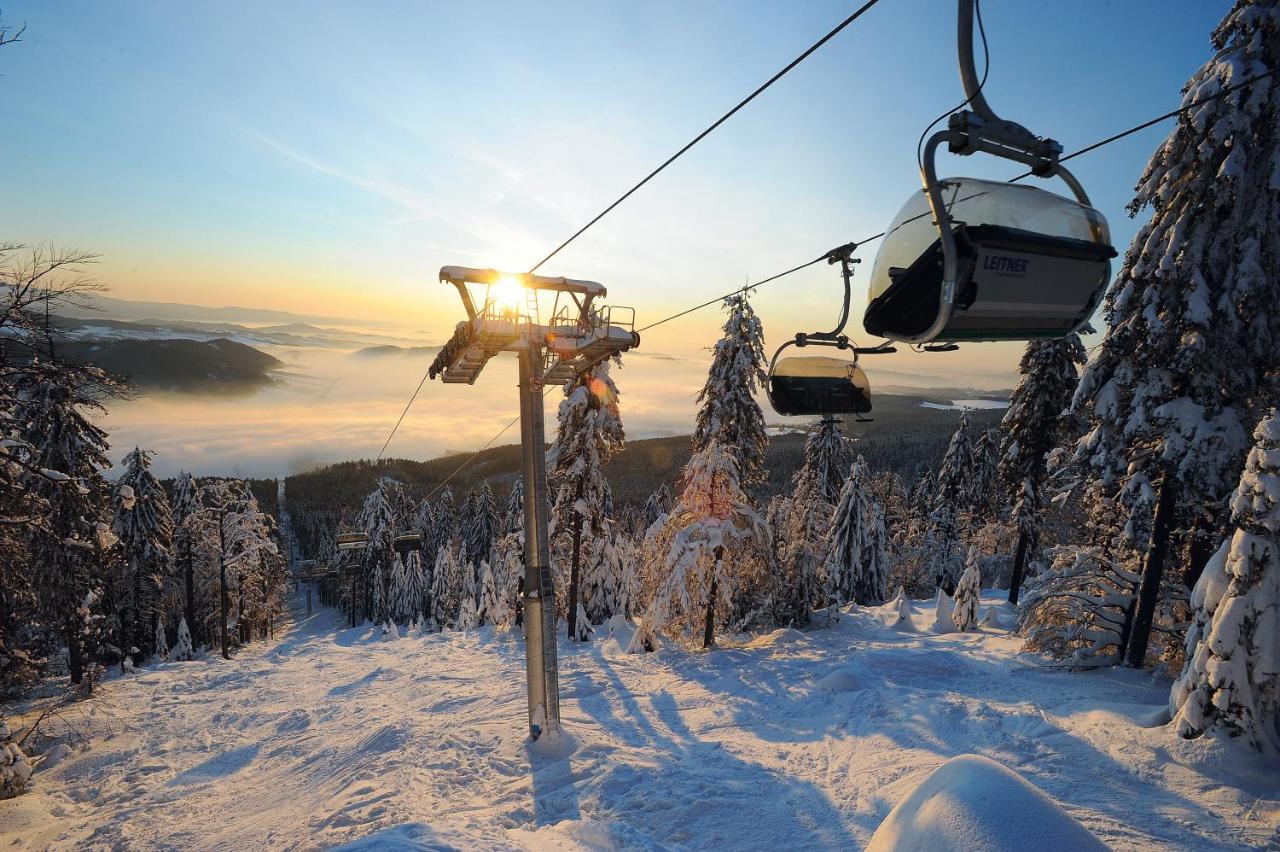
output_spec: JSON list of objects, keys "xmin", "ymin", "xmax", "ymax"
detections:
[
  {"xmin": 495, "ymin": 532, "xmax": 525, "ymax": 627},
  {"xmin": 152, "ymin": 619, "xmax": 168, "ymax": 662},
  {"xmin": 691, "ymin": 293, "xmax": 769, "ymax": 488},
  {"xmin": 926, "ymin": 414, "xmax": 973, "ymax": 593},
  {"xmin": 387, "ymin": 552, "xmax": 412, "ymax": 625},
  {"xmin": 357, "ymin": 480, "xmax": 397, "ymax": 625},
  {"xmin": 475, "ymin": 559, "xmax": 500, "ymax": 627},
  {"xmin": 638, "ymin": 444, "xmax": 769, "ymax": 648},
  {"xmin": 112, "ymin": 447, "xmax": 173, "ymax": 665},
  {"xmin": 464, "ymin": 484, "xmax": 497, "ymax": 567},
  {"xmin": 643, "ymin": 484, "xmax": 673, "ymax": 529},
  {"xmin": 0, "ymin": 718, "xmax": 33, "ymax": 800},
  {"xmin": 170, "ymin": 471, "xmax": 203, "ymax": 646},
  {"xmin": 936, "ymin": 412, "xmax": 974, "ymax": 512},
  {"xmin": 428, "ymin": 488, "xmax": 458, "ymax": 569},
  {"xmin": 966, "ymin": 428, "xmax": 1000, "ymax": 521},
  {"xmin": 1170, "ymin": 413, "xmax": 1280, "ymax": 751},
  {"xmin": 1069, "ymin": 2, "xmax": 1280, "ymax": 667},
  {"xmin": 998, "ymin": 335, "xmax": 1087, "ymax": 603},
  {"xmin": 952, "ymin": 548, "xmax": 982, "ymax": 632},
  {"xmin": 595, "ymin": 528, "xmax": 638, "ymax": 621},
  {"xmin": 1019, "ymin": 544, "xmax": 1137, "ymax": 665},
  {"xmin": 430, "ymin": 546, "xmax": 457, "ymax": 628},
  {"xmin": 798, "ymin": 419, "xmax": 853, "ymax": 505},
  {"xmin": 549, "ymin": 361, "xmax": 624, "ymax": 639},
  {"xmin": 171, "ymin": 616, "xmax": 195, "ymax": 661},
  {"xmin": 776, "ymin": 466, "xmax": 833, "ymax": 626},
  {"xmin": 502, "ymin": 480, "xmax": 524, "ymax": 537},
  {"xmin": 403, "ymin": 549, "xmax": 429, "ymax": 625},
  {"xmin": 18, "ymin": 375, "xmax": 115, "ymax": 685},
  {"xmin": 825, "ymin": 457, "xmax": 889, "ymax": 607}
]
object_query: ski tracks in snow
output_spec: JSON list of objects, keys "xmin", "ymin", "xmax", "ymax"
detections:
[{"xmin": 8, "ymin": 593, "xmax": 1279, "ymax": 850}]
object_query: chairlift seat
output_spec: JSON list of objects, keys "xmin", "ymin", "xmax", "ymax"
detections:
[
  {"xmin": 864, "ymin": 178, "xmax": 1116, "ymax": 343},
  {"xmin": 392, "ymin": 533, "xmax": 422, "ymax": 554},
  {"xmin": 336, "ymin": 532, "xmax": 369, "ymax": 551},
  {"xmin": 768, "ymin": 356, "xmax": 871, "ymax": 417}
]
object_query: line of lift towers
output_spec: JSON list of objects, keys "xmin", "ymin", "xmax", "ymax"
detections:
[{"xmin": 309, "ymin": 0, "xmax": 1118, "ymax": 743}]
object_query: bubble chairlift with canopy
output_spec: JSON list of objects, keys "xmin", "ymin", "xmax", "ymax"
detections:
[
  {"xmin": 766, "ymin": 242, "xmax": 894, "ymax": 422},
  {"xmin": 862, "ymin": 0, "xmax": 1116, "ymax": 348}
]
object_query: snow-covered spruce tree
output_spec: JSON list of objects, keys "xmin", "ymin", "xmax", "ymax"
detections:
[
  {"xmin": 1170, "ymin": 414, "xmax": 1280, "ymax": 751},
  {"xmin": 643, "ymin": 484, "xmax": 673, "ymax": 529},
  {"xmin": 402, "ymin": 549, "xmax": 429, "ymax": 625},
  {"xmin": 937, "ymin": 412, "xmax": 974, "ymax": 511},
  {"xmin": 825, "ymin": 457, "xmax": 889, "ymax": 607},
  {"xmin": 502, "ymin": 480, "xmax": 523, "ymax": 536},
  {"xmin": 171, "ymin": 615, "xmax": 195, "ymax": 661},
  {"xmin": 170, "ymin": 472, "xmax": 203, "ymax": 646},
  {"xmin": 1, "ymin": 246, "xmax": 120, "ymax": 692},
  {"xmin": 771, "ymin": 419, "xmax": 853, "ymax": 625},
  {"xmin": 953, "ymin": 548, "xmax": 982, "ymax": 632},
  {"xmin": 926, "ymin": 414, "xmax": 973, "ymax": 593},
  {"xmin": 1019, "ymin": 544, "xmax": 1138, "ymax": 665},
  {"xmin": 596, "ymin": 527, "xmax": 639, "ymax": 621},
  {"xmin": 387, "ymin": 552, "xmax": 412, "ymax": 625},
  {"xmin": 775, "ymin": 471, "xmax": 832, "ymax": 627},
  {"xmin": 1070, "ymin": 3, "xmax": 1280, "ymax": 668},
  {"xmin": 432, "ymin": 542, "xmax": 472, "ymax": 628},
  {"xmin": 966, "ymin": 428, "xmax": 1000, "ymax": 522},
  {"xmin": 357, "ymin": 480, "xmax": 397, "ymax": 625},
  {"xmin": 869, "ymin": 469, "xmax": 910, "ymax": 538},
  {"xmin": 0, "ymin": 718, "xmax": 33, "ymax": 800},
  {"xmin": 799, "ymin": 419, "xmax": 853, "ymax": 505},
  {"xmin": 112, "ymin": 447, "xmax": 173, "ymax": 665},
  {"xmin": 427, "ymin": 488, "xmax": 458, "ymax": 569},
  {"xmin": 430, "ymin": 545, "xmax": 456, "ymax": 628},
  {"xmin": 153, "ymin": 619, "xmax": 168, "ymax": 662},
  {"xmin": 495, "ymin": 532, "xmax": 525, "ymax": 627},
  {"xmin": 638, "ymin": 444, "xmax": 770, "ymax": 649},
  {"xmin": 691, "ymin": 293, "xmax": 769, "ymax": 489},
  {"xmin": 18, "ymin": 373, "xmax": 116, "ymax": 685},
  {"xmin": 464, "ymin": 484, "xmax": 497, "ymax": 567},
  {"xmin": 475, "ymin": 559, "xmax": 499, "ymax": 627},
  {"xmin": 549, "ymin": 361, "xmax": 624, "ymax": 640},
  {"xmin": 997, "ymin": 335, "xmax": 1087, "ymax": 604}
]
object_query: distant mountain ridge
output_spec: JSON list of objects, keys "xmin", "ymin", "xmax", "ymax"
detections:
[
  {"xmin": 65, "ymin": 337, "xmax": 284, "ymax": 394},
  {"xmin": 56, "ymin": 293, "xmax": 384, "ymax": 329}
]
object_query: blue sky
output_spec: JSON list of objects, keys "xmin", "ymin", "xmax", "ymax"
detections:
[{"xmin": 0, "ymin": 0, "xmax": 1230, "ymax": 373}]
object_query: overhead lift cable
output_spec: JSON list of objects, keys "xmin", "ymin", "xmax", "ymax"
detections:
[{"xmin": 526, "ymin": 0, "xmax": 887, "ymax": 275}]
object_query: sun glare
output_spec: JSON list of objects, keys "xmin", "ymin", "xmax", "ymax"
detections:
[{"xmin": 490, "ymin": 276, "xmax": 525, "ymax": 315}]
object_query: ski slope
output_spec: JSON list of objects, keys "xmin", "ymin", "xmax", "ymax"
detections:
[{"xmin": 6, "ymin": 593, "xmax": 1277, "ymax": 850}]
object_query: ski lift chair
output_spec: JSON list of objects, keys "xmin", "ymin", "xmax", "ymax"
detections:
[
  {"xmin": 768, "ymin": 354, "xmax": 871, "ymax": 417},
  {"xmin": 392, "ymin": 533, "xmax": 422, "ymax": 555},
  {"xmin": 766, "ymin": 242, "xmax": 894, "ymax": 421},
  {"xmin": 862, "ymin": 0, "xmax": 1116, "ymax": 347},
  {"xmin": 336, "ymin": 532, "xmax": 369, "ymax": 551}
]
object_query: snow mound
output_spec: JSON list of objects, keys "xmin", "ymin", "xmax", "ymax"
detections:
[
  {"xmin": 881, "ymin": 587, "xmax": 916, "ymax": 630},
  {"xmin": 932, "ymin": 590, "xmax": 957, "ymax": 634},
  {"xmin": 867, "ymin": 754, "xmax": 1106, "ymax": 852},
  {"xmin": 816, "ymin": 668, "xmax": 861, "ymax": 693}
]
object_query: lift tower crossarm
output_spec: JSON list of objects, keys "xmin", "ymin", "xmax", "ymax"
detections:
[{"xmin": 429, "ymin": 262, "xmax": 639, "ymax": 741}]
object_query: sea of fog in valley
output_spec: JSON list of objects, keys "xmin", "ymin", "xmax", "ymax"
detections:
[{"xmin": 82, "ymin": 301, "xmax": 1020, "ymax": 478}]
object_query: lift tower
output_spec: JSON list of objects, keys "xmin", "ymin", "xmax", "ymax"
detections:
[{"xmin": 428, "ymin": 266, "xmax": 639, "ymax": 739}]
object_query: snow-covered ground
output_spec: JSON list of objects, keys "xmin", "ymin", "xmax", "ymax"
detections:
[{"xmin": 6, "ymin": 592, "xmax": 1277, "ymax": 851}]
